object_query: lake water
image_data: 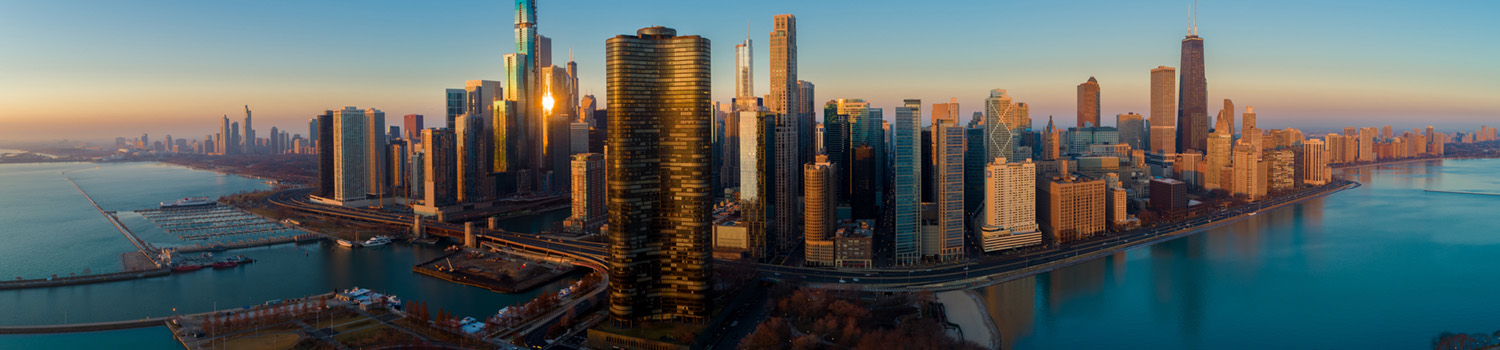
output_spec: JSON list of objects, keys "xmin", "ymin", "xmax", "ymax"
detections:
[
  {"xmin": 0, "ymin": 162, "xmax": 578, "ymax": 348},
  {"xmin": 978, "ymin": 159, "xmax": 1500, "ymax": 349}
]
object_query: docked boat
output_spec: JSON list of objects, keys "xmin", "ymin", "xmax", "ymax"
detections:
[
  {"xmin": 227, "ymin": 255, "xmax": 255, "ymax": 264},
  {"xmin": 172, "ymin": 264, "xmax": 202, "ymax": 272},
  {"xmin": 211, "ymin": 261, "xmax": 238, "ymax": 269},
  {"xmin": 336, "ymin": 239, "xmax": 358, "ymax": 248},
  {"xmin": 160, "ymin": 197, "xmax": 215, "ymax": 209},
  {"xmin": 362, "ymin": 236, "xmax": 392, "ymax": 247}
]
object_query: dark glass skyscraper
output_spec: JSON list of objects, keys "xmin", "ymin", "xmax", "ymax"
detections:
[
  {"xmin": 1177, "ymin": 32, "xmax": 1208, "ymax": 152},
  {"xmin": 605, "ymin": 26, "xmax": 712, "ymax": 326},
  {"xmin": 316, "ymin": 111, "xmax": 335, "ymax": 197}
]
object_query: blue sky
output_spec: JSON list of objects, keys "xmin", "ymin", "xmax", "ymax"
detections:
[{"xmin": 1, "ymin": 0, "xmax": 1496, "ymax": 142}]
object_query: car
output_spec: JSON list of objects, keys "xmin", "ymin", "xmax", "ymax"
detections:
[
  {"xmin": 773, "ymin": 272, "xmax": 781, "ymax": 276},
  {"xmin": 852, "ymin": 278, "xmax": 860, "ymax": 282},
  {"xmin": 864, "ymin": 273, "xmax": 873, "ymax": 277},
  {"xmin": 838, "ymin": 279, "xmax": 847, "ymax": 283}
]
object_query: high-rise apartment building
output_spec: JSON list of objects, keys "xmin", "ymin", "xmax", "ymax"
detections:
[
  {"xmin": 1231, "ymin": 141, "xmax": 1260, "ymax": 200},
  {"xmin": 803, "ymin": 156, "xmax": 836, "ymax": 266},
  {"xmin": 420, "ymin": 128, "xmax": 457, "ymax": 207},
  {"xmin": 364, "ymin": 108, "xmax": 387, "ymax": 199},
  {"xmin": 1217, "ymin": 99, "xmax": 1235, "ymax": 136},
  {"xmin": 604, "ymin": 26, "xmax": 712, "ymax": 325},
  {"xmin": 563, "ymin": 153, "xmax": 605, "ymax": 234},
  {"xmin": 933, "ymin": 116, "xmax": 966, "ymax": 261},
  {"xmin": 1304, "ymin": 139, "xmax": 1328, "ymax": 185},
  {"xmin": 1077, "ymin": 77, "xmax": 1101, "ymax": 128},
  {"xmin": 455, "ymin": 114, "xmax": 491, "ymax": 203},
  {"xmin": 315, "ymin": 112, "xmax": 335, "ymax": 197},
  {"xmin": 1038, "ymin": 174, "xmax": 1105, "ymax": 245},
  {"xmin": 1178, "ymin": 27, "xmax": 1209, "ymax": 152},
  {"xmin": 740, "ymin": 112, "xmax": 772, "ymax": 260},
  {"xmin": 1358, "ymin": 127, "xmax": 1377, "ymax": 162},
  {"xmin": 981, "ymin": 158, "xmax": 1040, "ymax": 252},
  {"xmin": 333, "ymin": 107, "xmax": 368, "ymax": 202},
  {"xmin": 893, "ymin": 99, "xmax": 922, "ymax": 265},
  {"xmin": 769, "ymin": 14, "xmax": 797, "ymax": 116},
  {"xmin": 1150, "ymin": 66, "xmax": 1177, "ymax": 154},
  {"xmin": 1206, "ymin": 116, "xmax": 1233, "ymax": 191},
  {"xmin": 774, "ymin": 121, "xmax": 800, "ymax": 254}
]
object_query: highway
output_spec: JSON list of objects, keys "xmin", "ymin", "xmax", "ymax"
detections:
[{"xmin": 268, "ymin": 179, "xmax": 1356, "ymax": 290}]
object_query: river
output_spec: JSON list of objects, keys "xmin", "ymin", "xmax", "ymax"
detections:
[{"xmin": 977, "ymin": 159, "xmax": 1500, "ymax": 349}]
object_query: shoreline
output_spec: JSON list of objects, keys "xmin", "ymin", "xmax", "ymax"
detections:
[
  {"xmin": 937, "ymin": 290, "xmax": 1001, "ymax": 349},
  {"xmin": 891, "ymin": 179, "xmax": 1359, "ymax": 292}
]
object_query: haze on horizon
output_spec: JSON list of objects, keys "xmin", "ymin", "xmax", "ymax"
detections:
[{"xmin": 1, "ymin": 0, "xmax": 1496, "ymax": 143}]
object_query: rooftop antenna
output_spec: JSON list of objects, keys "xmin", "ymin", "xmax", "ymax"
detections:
[
  {"xmin": 1190, "ymin": 0, "xmax": 1198, "ymax": 36},
  {"xmin": 569, "ymin": 47, "xmax": 574, "ymax": 62}
]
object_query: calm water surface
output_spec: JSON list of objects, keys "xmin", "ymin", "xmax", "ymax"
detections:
[
  {"xmin": 979, "ymin": 159, "xmax": 1500, "ymax": 349},
  {"xmin": 0, "ymin": 162, "xmax": 578, "ymax": 348}
]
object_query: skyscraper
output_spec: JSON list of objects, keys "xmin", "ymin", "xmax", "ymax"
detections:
[
  {"xmin": 1217, "ymin": 99, "xmax": 1235, "ymax": 136},
  {"xmin": 421, "ymin": 128, "xmax": 457, "ymax": 207},
  {"xmin": 404, "ymin": 114, "xmax": 424, "ymax": 142},
  {"xmin": 933, "ymin": 113, "xmax": 966, "ymax": 262},
  {"xmin": 1303, "ymin": 138, "xmax": 1328, "ymax": 185},
  {"xmin": 1117, "ymin": 113, "xmax": 1145, "ymax": 151},
  {"xmin": 243, "ymin": 106, "xmax": 255, "ymax": 154},
  {"xmin": 740, "ymin": 111, "xmax": 773, "ymax": 260},
  {"xmin": 1177, "ymin": 21, "xmax": 1209, "ymax": 152},
  {"xmin": 605, "ymin": 26, "xmax": 711, "ymax": 325},
  {"xmin": 315, "ymin": 112, "xmax": 335, "ymax": 197},
  {"xmin": 774, "ymin": 120, "xmax": 800, "ymax": 254},
  {"xmin": 564, "ymin": 153, "xmax": 606, "ymax": 233},
  {"xmin": 333, "ymin": 107, "xmax": 368, "ymax": 202},
  {"xmin": 985, "ymin": 89, "xmax": 1029, "ymax": 162},
  {"xmin": 445, "ymin": 89, "xmax": 466, "ymax": 129},
  {"xmin": 1150, "ymin": 66, "xmax": 1177, "ymax": 153},
  {"xmin": 734, "ymin": 38, "xmax": 753, "ymax": 111},
  {"xmin": 769, "ymin": 14, "xmax": 797, "ymax": 116},
  {"xmin": 1077, "ymin": 77, "xmax": 1101, "ymax": 128},
  {"xmin": 803, "ymin": 155, "xmax": 835, "ymax": 266},
  {"xmin": 893, "ymin": 99, "xmax": 922, "ymax": 265},
  {"xmin": 797, "ymin": 80, "xmax": 815, "ymax": 173},
  {"xmin": 364, "ymin": 108, "xmax": 387, "ymax": 199}
]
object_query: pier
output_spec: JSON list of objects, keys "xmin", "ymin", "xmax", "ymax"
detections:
[
  {"xmin": 65, "ymin": 177, "xmax": 161, "ymax": 267},
  {"xmin": 1424, "ymin": 189, "xmax": 1500, "ymax": 197}
]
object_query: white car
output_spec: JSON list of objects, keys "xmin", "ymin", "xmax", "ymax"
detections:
[
  {"xmin": 838, "ymin": 279, "xmax": 847, "ymax": 283},
  {"xmin": 852, "ymin": 278, "xmax": 860, "ymax": 282}
]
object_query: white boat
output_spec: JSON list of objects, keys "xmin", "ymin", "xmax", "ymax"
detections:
[
  {"xmin": 362, "ymin": 236, "xmax": 392, "ymax": 247},
  {"xmin": 160, "ymin": 197, "xmax": 215, "ymax": 208},
  {"xmin": 336, "ymin": 239, "xmax": 357, "ymax": 248}
]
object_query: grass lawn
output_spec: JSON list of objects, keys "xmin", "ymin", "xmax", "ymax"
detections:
[
  {"xmin": 219, "ymin": 331, "xmax": 302, "ymax": 350},
  {"xmin": 330, "ymin": 318, "xmax": 377, "ymax": 333}
]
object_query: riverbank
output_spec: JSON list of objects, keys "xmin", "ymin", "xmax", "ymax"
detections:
[{"xmin": 937, "ymin": 290, "xmax": 1000, "ymax": 349}]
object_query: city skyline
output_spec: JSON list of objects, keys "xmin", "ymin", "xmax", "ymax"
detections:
[{"xmin": 2, "ymin": 0, "xmax": 1497, "ymax": 143}]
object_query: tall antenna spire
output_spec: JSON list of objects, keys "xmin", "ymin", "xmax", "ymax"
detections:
[
  {"xmin": 569, "ymin": 47, "xmax": 575, "ymax": 62},
  {"xmin": 1191, "ymin": 0, "xmax": 1198, "ymax": 36}
]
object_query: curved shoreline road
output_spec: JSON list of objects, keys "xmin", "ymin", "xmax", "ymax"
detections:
[{"xmin": 269, "ymin": 180, "xmax": 1357, "ymax": 290}]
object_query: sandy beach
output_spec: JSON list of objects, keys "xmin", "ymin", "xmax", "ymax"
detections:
[{"xmin": 938, "ymin": 290, "xmax": 1000, "ymax": 349}]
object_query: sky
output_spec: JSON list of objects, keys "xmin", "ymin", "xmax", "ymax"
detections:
[{"xmin": 1, "ymin": 0, "xmax": 1497, "ymax": 143}]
